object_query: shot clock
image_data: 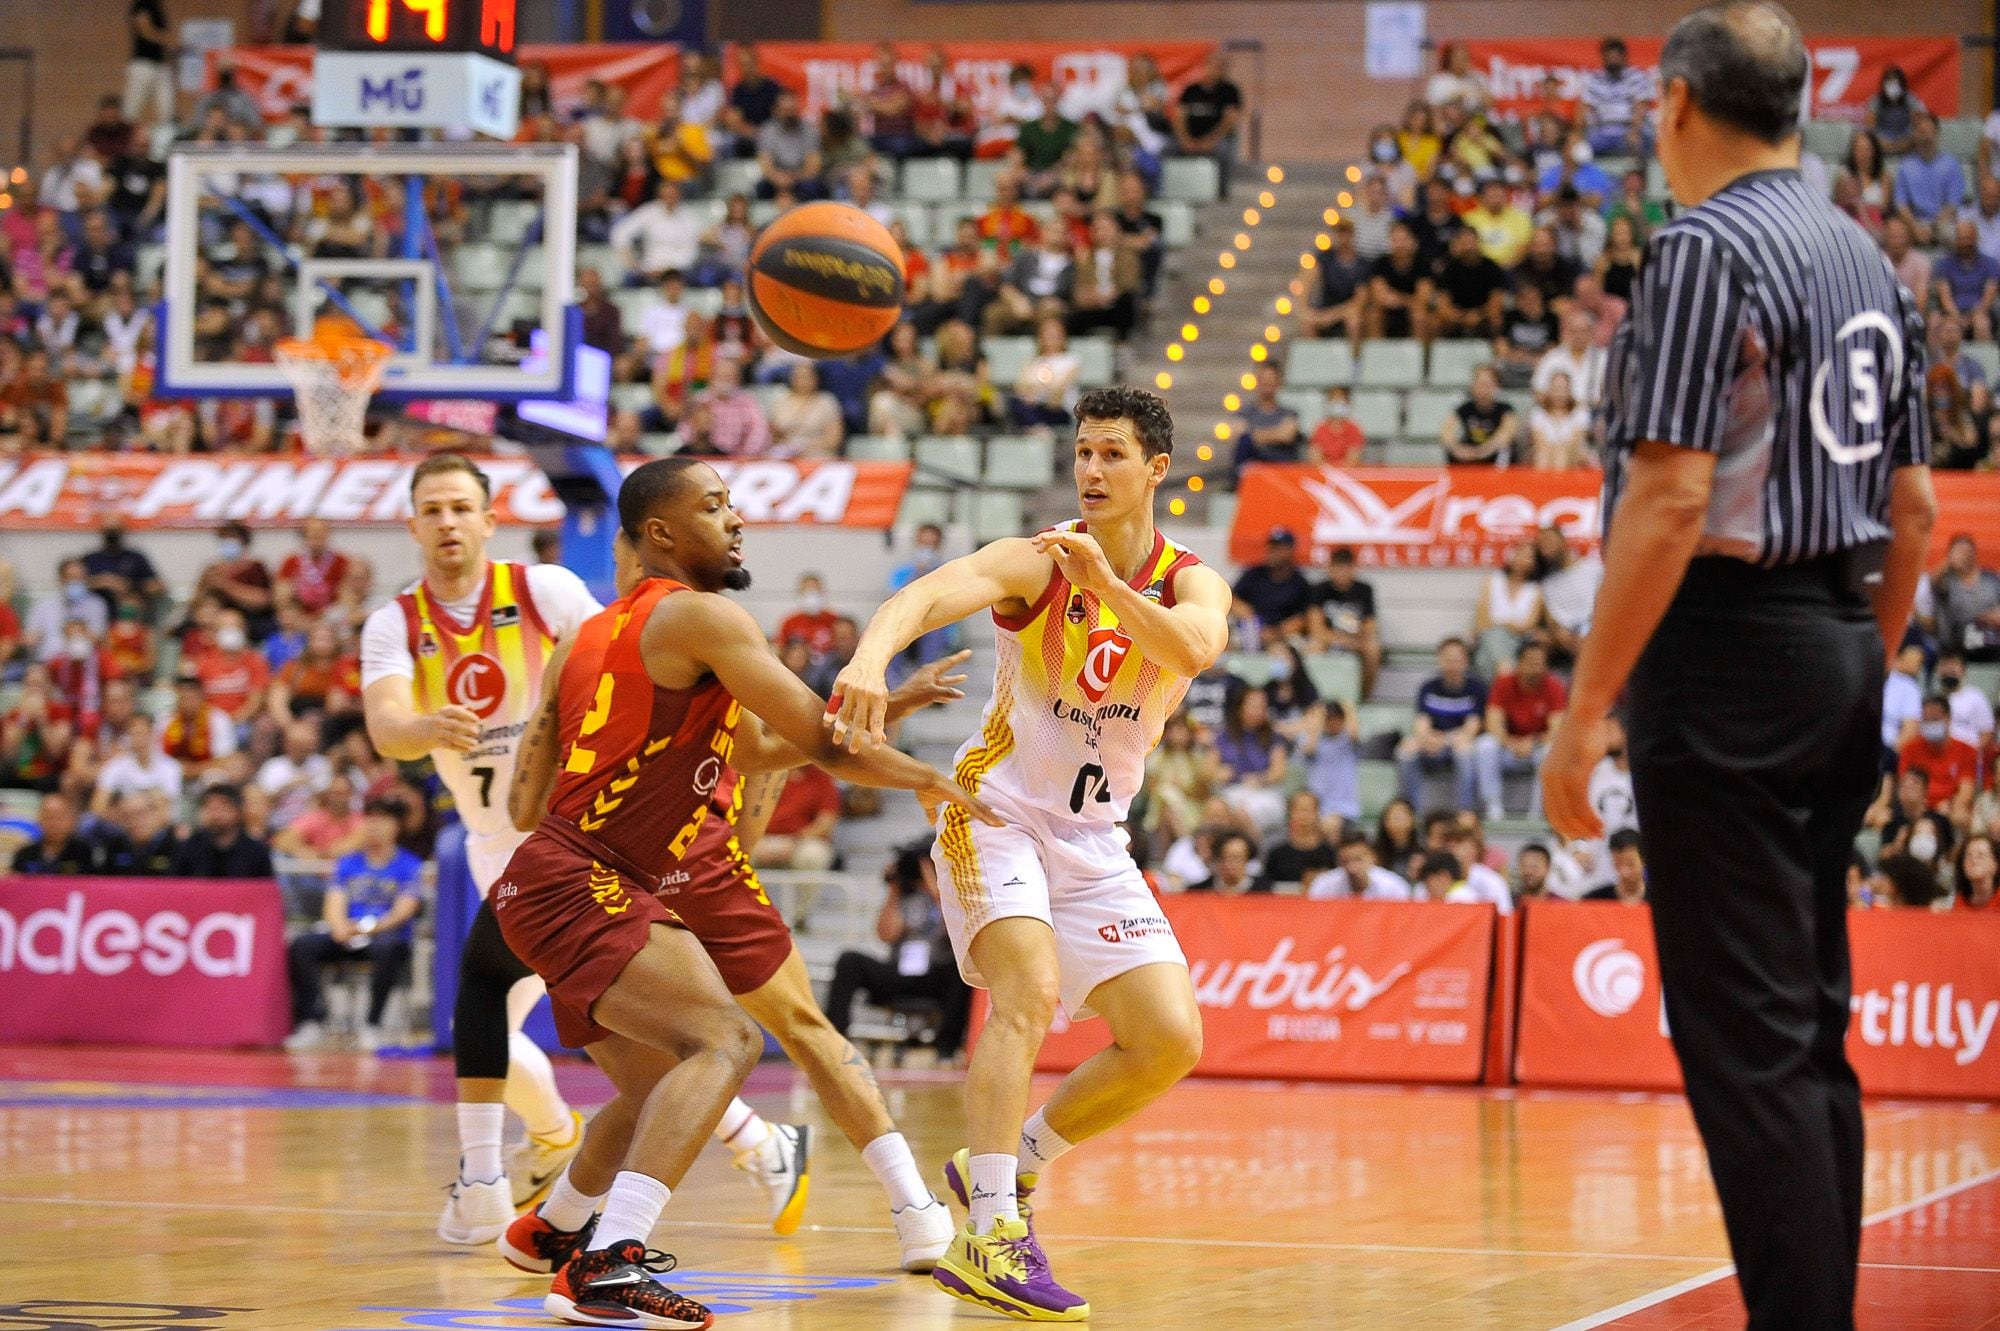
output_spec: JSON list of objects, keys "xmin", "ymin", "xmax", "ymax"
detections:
[{"xmin": 310, "ymin": 0, "xmax": 522, "ymax": 137}]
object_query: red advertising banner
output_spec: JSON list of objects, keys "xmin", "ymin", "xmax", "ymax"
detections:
[
  {"xmin": 1513, "ymin": 901, "xmax": 2000, "ymax": 1099},
  {"xmin": 734, "ymin": 41, "xmax": 1216, "ymax": 151},
  {"xmin": 1026, "ymin": 895, "xmax": 1495, "ymax": 1083},
  {"xmin": 219, "ymin": 44, "xmax": 684, "ymax": 124},
  {"xmin": 0, "ymin": 454, "xmax": 913, "ymax": 530},
  {"xmin": 0, "ymin": 876, "xmax": 291, "ymax": 1047},
  {"xmin": 1232, "ymin": 465, "xmax": 2000, "ymax": 570},
  {"xmin": 1460, "ymin": 36, "xmax": 1959, "ymax": 124}
]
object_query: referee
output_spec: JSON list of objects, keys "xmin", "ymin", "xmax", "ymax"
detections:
[{"xmin": 1542, "ymin": 5, "xmax": 1935, "ymax": 1330}]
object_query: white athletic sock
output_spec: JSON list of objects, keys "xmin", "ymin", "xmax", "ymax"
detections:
[
  {"xmin": 537, "ymin": 1166, "xmax": 604, "ymax": 1233},
  {"xmin": 861, "ymin": 1132, "xmax": 930, "ymax": 1212},
  {"xmin": 968, "ymin": 1153, "xmax": 1019, "ymax": 1235},
  {"xmin": 591, "ymin": 1171, "xmax": 672, "ymax": 1250},
  {"xmin": 1019, "ymin": 1107, "xmax": 1076, "ymax": 1173},
  {"xmin": 714, "ymin": 1098, "xmax": 775, "ymax": 1158},
  {"xmin": 504, "ymin": 1031, "xmax": 573, "ymax": 1141},
  {"xmin": 457, "ymin": 1102, "xmax": 506, "ymax": 1183}
]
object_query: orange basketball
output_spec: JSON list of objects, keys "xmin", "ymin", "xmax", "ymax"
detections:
[{"xmin": 747, "ymin": 201, "xmax": 905, "ymax": 358}]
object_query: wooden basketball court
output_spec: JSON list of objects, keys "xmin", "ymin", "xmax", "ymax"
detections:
[{"xmin": 2, "ymin": 1044, "xmax": 1994, "ymax": 1329}]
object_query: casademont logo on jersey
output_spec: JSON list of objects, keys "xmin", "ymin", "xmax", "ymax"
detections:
[
  {"xmin": 447, "ymin": 652, "xmax": 506, "ymax": 720},
  {"xmin": 1076, "ymin": 627, "xmax": 1133, "ymax": 703}
]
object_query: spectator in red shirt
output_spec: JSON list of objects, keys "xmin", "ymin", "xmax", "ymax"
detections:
[
  {"xmin": 1309, "ymin": 385, "xmax": 1366, "ymax": 465},
  {"xmin": 1896, "ymin": 694, "xmax": 1979, "ymax": 827},
  {"xmin": 977, "ymin": 173, "xmax": 1041, "ymax": 259},
  {"xmin": 754, "ymin": 765, "xmax": 841, "ymax": 871},
  {"xmin": 776, "ymin": 573, "xmax": 839, "ymax": 657},
  {"xmin": 160, "ymin": 671, "xmax": 238, "ymax": 778},
  {"xmin": 864, "ymin": 41, "xmax": 918, "ymax": 160},
  {"xmin": 277, "ymin": 517, "xmax": 354, "ymax": 616},
  {"xmin": 1473, "ymin": 638, "xmax": 1566, "ymax": 821},
  {"xmin": 192, "ymin": 609, "xmax": 271, "ymax": 725}
]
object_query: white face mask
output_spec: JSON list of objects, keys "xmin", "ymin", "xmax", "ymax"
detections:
[
  {"xmin": 800, "ymin": 591, "xmax": 825, "ymax": 615},
  {"xmin": 1911, "ymin": 824, "xmax": 1938, "ymax": 862},
  {"xmin": 217, "ymin": 626, "xmax": 248, "ymax": 652}
]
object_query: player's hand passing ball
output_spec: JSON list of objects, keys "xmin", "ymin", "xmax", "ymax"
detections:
[
  {"xmin": 426, "ymin": 704, "xmax": 484, "ymax": 754},
  {"xmin": 1541, "ymin": 713, "xmax": 1609, "ymax": 842},
  {"xmin": 1031, "ymin": 529, "xmax": 1117, "ymax": 595}
]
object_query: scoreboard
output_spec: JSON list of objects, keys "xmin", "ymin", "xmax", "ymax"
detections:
[{"xmin": 310, "ymin": 0, "xmax": 521, "ymax": 137}]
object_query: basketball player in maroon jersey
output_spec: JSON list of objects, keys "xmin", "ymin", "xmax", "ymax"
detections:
[{"xmin": 491, "ymin": 458, "xmax": 996, "ymax": 1328}]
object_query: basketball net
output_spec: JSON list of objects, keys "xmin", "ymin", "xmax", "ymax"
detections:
[{"xmin": 273, "ymin": 335, "xmax": 393, "ymax": 455}]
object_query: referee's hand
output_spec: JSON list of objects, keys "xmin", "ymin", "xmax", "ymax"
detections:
[{"xmin": 1543, "ymin": 715, "xmax": 1609, "ymax": 842}]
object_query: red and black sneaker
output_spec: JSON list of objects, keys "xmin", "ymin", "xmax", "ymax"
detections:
[
  {"xmin": 498, "ymin": 1207, "xmax": 597, "ymax": 1274},
  {"xmin": 545, "ymin": 1241, "xmax": 712, "ymax": 1329}
]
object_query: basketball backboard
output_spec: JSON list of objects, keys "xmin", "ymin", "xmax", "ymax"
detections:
[{"xmin": 158, "ymin": 141, "xmax": 577, "ymax": 401}]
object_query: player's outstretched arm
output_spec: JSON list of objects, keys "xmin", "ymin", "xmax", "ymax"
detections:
[
  {"xmin": 1032, "ymin": 529, "xmax": 1232, "ymax": 678},
  {"xmin": 831, "ymin": 538, "xmax": 1051, "ymax": 751},
  {"xmin": 507, "ymin": 636, "xmax": 576, "ymax": 833},
  {"xmin": 362, "ymin": 677, "xmax": 483, "ymax": 762},
  {"xmin": 652, "ymin": 593, "xmax": 1001, "ymax": 825},
  {"xmin": 733, "ymin": 649, "xmax": 971, "ymax": 774}
]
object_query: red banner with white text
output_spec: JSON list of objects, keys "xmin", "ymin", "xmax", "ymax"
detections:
[
  {"xmin": 1022, "ymin": 895, "xmax": 1496, "ymax": 1083},
  {"xmin": 733, "ymin": 41, "xmax": 1216, "ymax": 149},
  {"xmin": 1460, "ymin": 36, "xmax": 1959, "ymax": 124},
  {"xmin": 0, "ymin": 877, "xmax": 291, "ymax": 1047},
  {"xmin": 1513, "ymin": 901, "xmax": 2000, "ymax": 1099},
  {"xmin": 1231, "ymin": 466, "xmax": 2000, "ymax": 570},
  {"xmin": 0, "ymin": 454, "xmax": 912, "ymax": 530},
  {"xmin": 218, "ymin": 44, "xmax": 684, "ymax": 124}
]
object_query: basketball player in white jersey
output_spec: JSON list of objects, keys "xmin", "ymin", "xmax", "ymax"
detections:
[
  {"xmin": 829, "ymin": 388, "xmax": 1229, "ymax": 1321},
  {"xmin": 360, "ymin": 454, "xmax": 805, "ymax": 1246}
]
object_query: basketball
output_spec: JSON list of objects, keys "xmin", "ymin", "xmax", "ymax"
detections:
[{"xmin": 747, "ymin": 201, "xmax": 906, "ymax": 358}]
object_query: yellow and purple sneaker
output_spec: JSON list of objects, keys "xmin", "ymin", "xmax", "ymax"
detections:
[{"xmin": 932, "ymin": 1217, "xmax": 1088, "ymax": 1322}]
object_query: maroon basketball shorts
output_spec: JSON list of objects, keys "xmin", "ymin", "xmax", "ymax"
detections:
[{"xmin": 659, "ymin": 814, "xmax": 794, "ymax": 997}]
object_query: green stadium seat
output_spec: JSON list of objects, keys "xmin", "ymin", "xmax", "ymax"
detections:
[
  {"xmin": 714, "ymin": 158, "xmax": 763, "ymax": 200},
  {"xmin": 488, "ymin": 200, "xmax": 541, "ymax": 245},
  {"xmin": 451, "ymin": 243, "xmax": 509, "ymax": 292},
  {"xmin": 639, "ymin": 433, "xmax": 682, "ymax": 457},
  {"xmin": 1941, "ymin": 117, "xmax": 1983, "ymax": 162},
  {"xmin": 1426, "ymin": 339, "xmax": 1487, "ymax": 389},
  {"xmin": 971, "ymin": 490, "xmax": 1027, "ymax": 541},
  {"xmin": 610, "ymin": 288, "xmax": 657, "ymax": 326},
  {"xmin": 1802, "ymin": 120, "xmax": 1851, "ymax": 163},
  {"xmin": 682, "ymin": 287, "xmax": 724, "ymax": 318},
  {"xmin": 1966, "ymin": 343, "xmax": 2000, "ymax": 384},
  {"xmin": 1356, "ymin": 702, "xmax": 1408, "ymax": 740},
  {"xmin": 611, "ymin": 383, "xmax": 654, "ymax": 413},
  {"xmin": 137, "ymin": 244, "xmax": 167, "ymax": 290},
  {"xmin": 1968, "ymin": 662, "xmax": 2000, "ymax": 699},
  {"xmin": 932, "ymin": 201, "xmax": 981, "ymax": 239},
  {"xmin": 1286, "ymin": 339, "xmax": 1354, "ymax": 388},
  {"xmin": 516, "ymin": 246, "xmax": 549, "ymax": 288},
  {"xmin": 1158, "ymin": 201, "xmax": 1195, "ymax": 247},
  {"xmin": 750, "ymin": 200, "xmax": 781, "ymax": 227},
  {"xmin": 899, "ymin": 157, "xmax": 962, "ymax": 202},
  {"xmin": 1383, "ymin": 441, "xmax": 1448, "ymax": 467},
  {"xmin": 1163, "ymin": 157, "xmax": 1221, "ymax": 203},
  {"xmin": 1358, "ymin": 339, "xmax": 1424, "ymax": 388},
  {"xmin": 845, "ymin": 434, "xmax": 912, "ymax": 462},
  {"xmin": 1358, "ymin": 760, "xmax": 1400, "ymax": 818},
  {"xmin": 1072, "ymin": 337, "xmax": 1115, "ymax": 386},
  {"xmin": 965, "ymin": 159, "xmax": 1010, "ymax": 201},
  {"xmin": 982, "ymin": 336, "xmax": 1036, "ymax": 384},
  {"xmin": 896, "ymin": 487, "xmax": 955, "ymax": 530},
  {"xmin": 983, "ymin": 435, "xmax": 1055, "ymax": 488},
  {"xmin": 891, "ymin": 204, "xmax": 933, "ymax": 248},
  {"xmin": 1225, "ymin": 651, "xmax": 1274, "ymax": 687},
  {"xmin": 1278, "ymin": 388, "xmax": 1328, "ymax": 428},
  {"xmin": 914, "ymin": 435, "xmax": 983, "ymax": 485},
  {"xmin": 1403, "ymin": 388, "xmax": 1459, "ymax": 441},
  {"xmin": 576, "ymin": 244, "xmax": 623, "ymax": 283},
  {"xmin": 1303, "ymin": 652, "xmax": 1361, "ymax": 702},
  {"xmin": 1350, "ymin": 389, "xmax": 1402, "ymax": 439}
]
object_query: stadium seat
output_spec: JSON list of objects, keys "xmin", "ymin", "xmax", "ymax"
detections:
[
  {"xmin": 1278, "ymin": 388, "xmax": 1327, "ymax": 428},
  {"xmin": 691, "ymin": 198, "xmax": 729, "ymax": 229},
  {"xmin": 1350, "ymin": 389, "xmax": 1402, "ymax": 439},
  {"xmin": 932, "ymin": 201, "xmax": 982, "ymax": 239},
  {"xmin": 451, "ymin": 243, "xmax": 510, "ymax": 292},
  {"xmin": 611, "ymin": 383, "xmax": 654, "ymax": 414},
  {"xmin": 1157, "ymin": 201, "xmax": 1195, "ymax": 248},
  {"xmin": 914, "ymin": 435, "xmax": 983, "ymax": 485},
  {"xmin": 1303, "ymin": 652, "xmax": 1361, "ymax": 702},
  {"xmin": 884, "ymin": 204, "xmax": 929, "ymax": 248},
  {"xmin": 1383, "ymin": 441, "xmax": 1448, "ymax": 467},
  {"xmin": 1802, "ymin": 120, "xmax": 1851, "ymax": 163},
  {"xmin": 1969, "ymin": 662, "xmax": 2000, "ymax": 699},
  {"xmin": 1162, "ymin": 157, "xmax": 1221, "ymax": 203},
  {"xmin": 1968, "ymin": 342, "xmax": 2000, "ymax": 383},
  {"xmin": 1072, "ymin": 336, "xmax": 1115, "ymax": 387},
  {"xmin": 137, "ymin": 244, "xmax": 167, "ymax": 290},
  {"xmin": 981, "ymin": 336, "xmax": 1036, "ymax": 384},
  {"xmin": 1356, "ymin": 702, "xmax": 1408, "ymax": 741},
  {"xmin": 845, "ymin": 434, "xmax": 912, "ymax": 462},
  {"xmin": 970, "ymin": 489, "xmax": 1026, "ymax": 542},
  {"xmin": 965, "ymin": 159, "xmax": 1010, "ymax": 200},
  {"xmin": 1286, "ymin": 339, "xmax": 1355, "ymax": 388},
  {"xmin": 714, "ymin": 158, "xmax": 763, "ymax": 199},
  {"xmin": 610, "ymin": 288, "xmax": 657, "ymax": 326},
  {"xmin": 517, "ymin": 246, "xmax": 549, "ymax": 288},
  {"xmin": 896, "ymin": 486, "xmax": 955, "ymax": 530},
  {"xmin": 1358, "ymin": 339, "xmax": 1424, "ymax": 388},
  {"xmin": 1426, "ymin": 340, "xmax": 1486, "ymax": 389},
  {"xmin": 576, "ymin": 244, "xmax": 623, "ymax": 283},
  {"xmin": 984, "ymin": 435, "xmax": 1055, "ymax": 488},
  {"xmin": 1402, "ymin": 388, "xmax": 1459, "ymax": 441},
  {"xmin": 639, "ymin": 433, "xmax": 681, "ymax": 457},
  {"xmin": 683, "ymin": 287, "xmax": 724, "ymax": 318},
  {"xmin": 750, "ymin": 383, "xmax": 787, "ymax": 418},
  {"xmin": 487, "ymin": 200, "xmax": 541, "ymax": 246},
  {"xmin": 750, "ymin": 200, "xmax": 781, "ymax": 227},
  {"xmin": 1225, "ymin": 651, "xmax": 1275, "ymax": 687},
  {"xmin": 1358, "ymin": 760, "xmax": 1399, "ymax": 817},
  {"xmin": 1941, "ymin": 117, "xmax": 1983, "ymax": 162},
  {"xmin": 899, "ymin": 157, "xmax": 962, "ymax": 202}
]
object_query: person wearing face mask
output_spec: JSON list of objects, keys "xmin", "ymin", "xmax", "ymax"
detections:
[
  {"xmin": 191, "ymin": 608, "xmax": 271, "ymax": 726},
  {"xmin": 1895, "ymin": 695, "xmax": 1980, "ymax": 828},
  {"xmin": 81, "ymin": 514, "xmax": 162, "ymax": 618},
  {"xmin": 1877, "ymin": 768, "xmax": 1956, "ymax": 873},
  {"xmin": 26, "ymin": 559, "xmax": 109, "ymax": 663},
  {"xmin": 47, "ymin": 616, "xmax": 105, "ymax": 717},
  {"xmin": 890, "ymin": 525, "xmax": 963, "ymax": 677},
  {"xmin": 195, "ymin": 521, "xmax": 276, "ymax": 640},
  {"xmin": 1866, "ymin": 65, "xmax": 1924, "ymax": 157},
  {"xmin": 777, "ymin": 572, "xmax": 841, "ymax": 658},
  {"xmin": 1364, "ymin": 129, "xmax": 1417, "ymax": 211},
  {"xmin": 1933, "ymin": 649, "xmax": 1997, "ymax": 748}
]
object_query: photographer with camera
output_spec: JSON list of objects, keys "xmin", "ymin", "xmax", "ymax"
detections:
[{"xmin": 825, "ymin": 838, "xmax": 973, "ymax": 1063}]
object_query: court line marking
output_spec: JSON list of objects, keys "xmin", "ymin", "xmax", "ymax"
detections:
[{"xmin": 1548, "ymin": 1164, "xmax": 2000, "ymax": 1331}]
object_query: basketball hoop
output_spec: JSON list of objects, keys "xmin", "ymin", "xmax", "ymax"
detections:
[{"xmin": 274, "ymin": 335, "xmax": 394, "ymax": 455}]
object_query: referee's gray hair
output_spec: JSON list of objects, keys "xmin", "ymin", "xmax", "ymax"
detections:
[{"xmin": 1659, "ymin": 0, "xmax": 1808, "ymax": 145}]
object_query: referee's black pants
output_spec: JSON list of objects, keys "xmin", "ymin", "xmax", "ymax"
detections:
[{"xmin": 1626, "ymin": 556, "xmax": 1881, "ymax": 1331}]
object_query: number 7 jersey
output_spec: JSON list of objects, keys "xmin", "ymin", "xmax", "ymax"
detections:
[{"xmin": 953, "ymin": 523, "xmax": 1203, "ymax": 825}]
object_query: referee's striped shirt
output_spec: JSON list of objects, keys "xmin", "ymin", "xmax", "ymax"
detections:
[{"xmin": 1601, "ymin": 167, "xmax": 1931, "ymax": 567}]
